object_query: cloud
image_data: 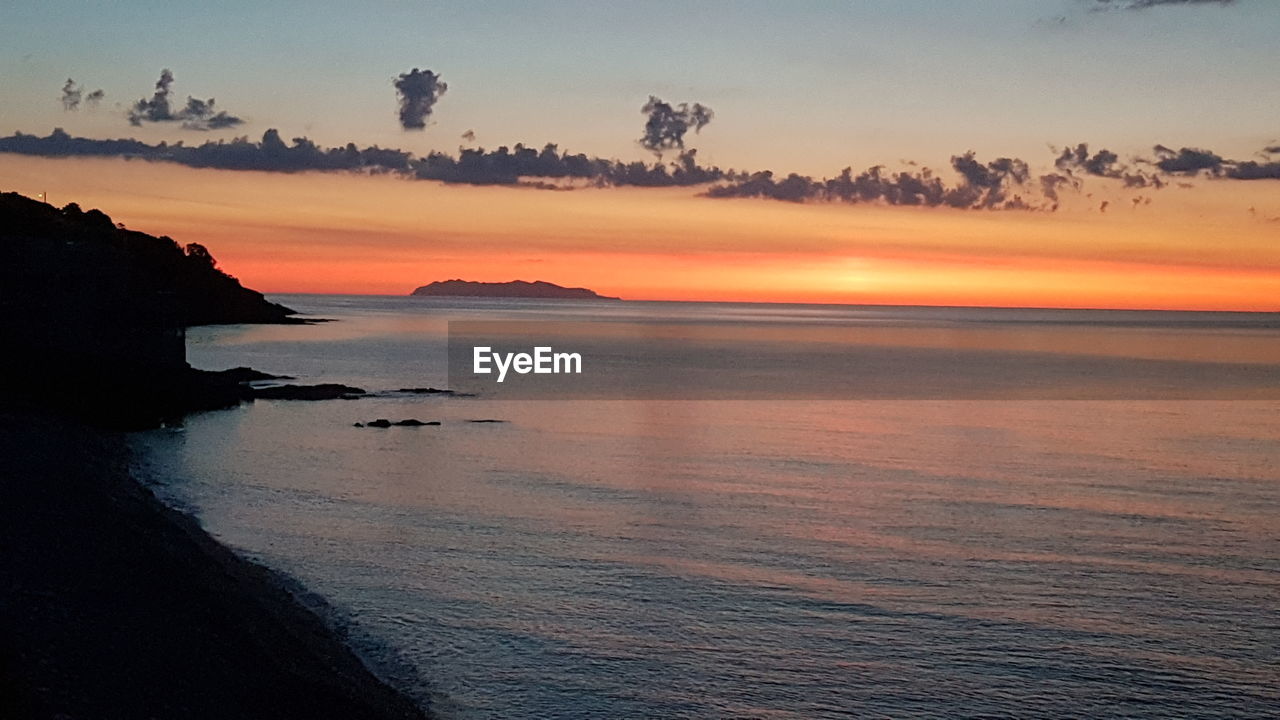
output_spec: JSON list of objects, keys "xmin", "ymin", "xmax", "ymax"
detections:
[
  {"xmin": 177, "ymin": 97, "xmax": 244, "ymax": 131},
  {"xmin": 394, "ymin": 68, "xmax": 447, "ymax": 131},
  {"xmin": 1092, "ymin": 0, "xmax": 1234, "ymax": 10},
  {"xmin": 639, "ymin": 96, "xmax": 713, "ymax": 155},
  {"xmin": 1054, "ymin": 142, "xmax": 1162, "ymax": 188},
  {"xmin": 949, "ymin": 153, "xmax": 1031, "ymax": 208},
  {"xmin": 1226, "ymin": 160, "xmax": 1280, "ymax": 180},
  {"xmin": 1055, "ymin": 143, "xmax": 1123, "ymax": 177},
  {"xmin": 704, "ymin": 136, "xmax": 1280, "ymax": 210},
  {"xmin": 60, "ymin": 79, "xmax": 81, "ymax": 111},
  {"xmin": 127, "ymin": 69, "xmax": 244, "ymax": 131},
  {"xmin": 128, "ymin": 69, "xmax": 176, "ymax": 125},
  {"xmin": 0, "ymin": 127, "xmax": 411, "ymax": 174},
  {"xmin": 707, "ymin": 152, "xmax": 1041, "ymax": 210},
  {"xmin": 1137, "ymin": 143, "xmax": 1280, "ymax": 180},
  {"xmin": 0, "ymin": 128, "xmax": 726, "ymax": 189},
  {"xmin": 1039, "ymin": 173, "xmax": 1074, "ymax": 205},
  {"xmin": 1150, "ymin": 145, "xmax": 1226, "ymax": 174},
  {"xmin": 61, "ymin": 79, "xmax": 104, "ymax": 111},
  {"xmin": 414, "ymin": 144, "xmax": 726, "ymax": 187},
  {"xmin": 4, "ymin": 125, "xmax": 1274, "ymax": 212}
]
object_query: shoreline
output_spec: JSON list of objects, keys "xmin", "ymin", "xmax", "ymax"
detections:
[{"xmin": 0, "ymin": 412, "xmax": 429, "ymax": 719}]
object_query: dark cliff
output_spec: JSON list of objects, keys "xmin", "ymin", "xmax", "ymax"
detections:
[
  {"xmin": 0, "ymin": 192, "xmax": 293, "ymax": 427},
  {"xmin": 0, "ymin": 191, "xmax": 296, "ymax": 327}
]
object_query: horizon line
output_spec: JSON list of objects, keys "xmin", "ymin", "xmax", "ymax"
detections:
[{"xmin": 265, "ymin": 291, "xmax": 1280, "ymax": 315}]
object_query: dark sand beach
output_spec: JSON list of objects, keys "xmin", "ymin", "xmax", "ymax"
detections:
[{"xmin": 0, "ymin": 412, "xmax": 427, "ymax": 720}]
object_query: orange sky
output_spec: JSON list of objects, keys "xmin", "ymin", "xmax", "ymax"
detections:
[{"xmin": 3, "ymin": 155, "xmax": 1278, "ymax": 311}]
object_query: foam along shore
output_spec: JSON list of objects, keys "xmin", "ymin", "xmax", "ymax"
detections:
[{"xmin": 0, "ymin": 413, "xmax": 429, "ymax": 719}]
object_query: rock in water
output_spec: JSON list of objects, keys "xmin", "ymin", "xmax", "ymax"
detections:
[{"xmin": 251, "ymin": 384, "xmax": 366, "ymax": 401}]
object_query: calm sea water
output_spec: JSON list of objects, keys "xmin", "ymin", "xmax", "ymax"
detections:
[{"xmin": 133, "ymin": 295, "xmax": 1280, "ymax": 719}]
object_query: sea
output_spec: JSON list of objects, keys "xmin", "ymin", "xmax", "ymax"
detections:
[{"xmin": 132, "ymin": 295, "xmax": 1280, "ymax": 719}]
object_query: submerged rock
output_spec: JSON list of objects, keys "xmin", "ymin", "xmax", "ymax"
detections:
[
  {"xmin": 389, "ymin": 387, "xmax": 475, "ymax": 398},
  {"xmin": 251, "ymin": 384, "xmax": 366, "ymax": 401},
  {"xmin": 358, "ymin": 415, "xmax": 442, "ymax": 425}
]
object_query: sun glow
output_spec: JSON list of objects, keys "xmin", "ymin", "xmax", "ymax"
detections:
[{"xmin": 2, "ymin": 155, "xmax": 1277, "ymax": 311}]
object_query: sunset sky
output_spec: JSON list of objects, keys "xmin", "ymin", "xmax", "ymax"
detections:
[{"xmin": 2, "ymin": 0, "xmax": 1278, "ymax": 310}]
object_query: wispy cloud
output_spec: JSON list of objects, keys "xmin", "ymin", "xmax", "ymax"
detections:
[
  {"xmin": 61, "ymin": 79, "xmax": 104, "ymax": 111},
  {"xmin": 127, "ymin": 69, "xmax": 244, "ymax": 131}
]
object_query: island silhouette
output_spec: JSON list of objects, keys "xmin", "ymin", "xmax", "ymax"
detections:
[{"xmin": 411, "ymin": 279, "xmax": 618, "ymax": 300}]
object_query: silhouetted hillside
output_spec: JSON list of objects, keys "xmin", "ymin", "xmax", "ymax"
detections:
[
  {"xmin": 0, "ymin": 191, "xmax": 295, "ymax": 326},
  {"xmin": 411, "ymin": 279, "xmax": 617, "ymax": 300},
  {"xmin": 0, "ymin": 191, "xmax": 299, "ymax": 427}
]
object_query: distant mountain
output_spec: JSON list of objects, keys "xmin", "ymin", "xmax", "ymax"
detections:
[{"xmin": 410, "ymin": 279, "xmax": 619, "ymax": 300}]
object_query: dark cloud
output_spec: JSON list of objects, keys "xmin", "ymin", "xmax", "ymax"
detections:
[
  {"xmin": 704, "ymin": 136, "xmax": 1280, "ymax": 210},
  {"xmin": 128, "ymin": 69, "xmax": 176, "ymax": 125},
  {"xmin": 1092, "ymin": 0, "xmax": 1234, "ymax": 10},
  {"xmin": 61, "ymin": 79, "xmax": 104, "ymax": 111},
  {"xmin": 127, "ymin": 69, "xmax": 244, "ymax": 131},
  {"xmin": 0, "ymin": 128, "xmax": 725, "ymax": 189},
  {"xmin": 707, "ymin": 152, "xmax": 1040, "ymax": 210},
  {"xmin": 1138, "ymin": 143, "xmax": 1280, "ymax": 181},
  {"xmin": 1053, "ymin": 142, "xmax": 1163, "ymax": 187},
  {"xmin": 177, "ymin": 97, "xmax": 244, "ymax": 131},
  {"xmin": 5, "ymin": 123, "xmax": 1274, "ymax": 212},
  {"xmin": 1055, "ymin": 143, "xmax": 1123, "ymax": 177},
  {"xmin": 949, "ymin": 153, "xmax": 1030, "ymax": 208},
  {"xmin": 416, "ymin": 145, "xmax": 725, "ymax": 187},
  {"xmin": 1225, "ymin": 160, "xmax": 1280, "ymax": 180},
  {"xmin": 1151, "ymin": 145, "xmax": 1226, "ymax": 174},
  {"xmin": 639, "ymin": 96, "xmax": 713, "ymax": 155},
  {"xmin": 394, "ymin": 68, "xmax": 447, "ymax": 131},
  {"xmin": 1263, "ymin": 145, "xmax": 1280, "ymax": 155},
  {"xmin": 461, "ymin": 129, "xmax": 476, "ymax": 142},
  {"xmin": 0, "ymin": 127, "xmax": 411, "ymax": 174}
]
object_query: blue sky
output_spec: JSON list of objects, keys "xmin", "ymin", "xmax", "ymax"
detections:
[{"xmin": 2, "ymin": 0, "xmax": 1277, "ymax": 175}]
